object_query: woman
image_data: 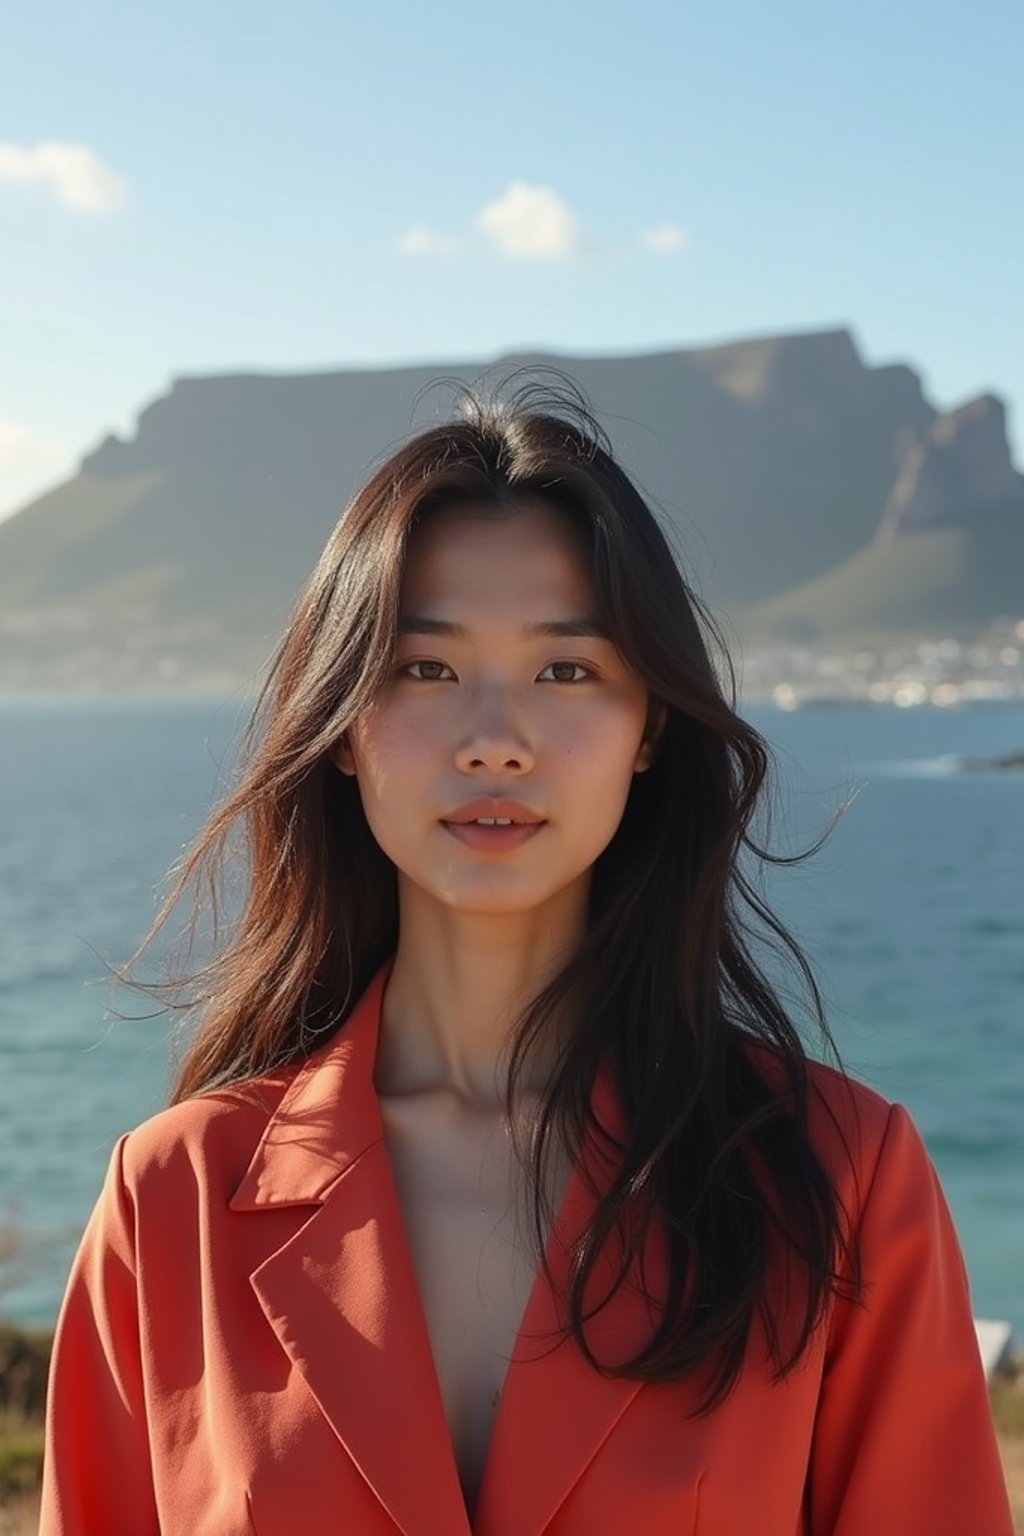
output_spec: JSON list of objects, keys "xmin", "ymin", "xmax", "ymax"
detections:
[{"xmin": 39, "ymin": 375, "xmax": 1012, "ymax": 1534}]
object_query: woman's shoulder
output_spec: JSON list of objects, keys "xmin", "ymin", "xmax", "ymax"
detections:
[
  {"xmin": 114, "ymin": 1063, "xmax": 300, "ymax": 1201},
  {"xmin": 741, "ymin": 1035, "xmax": 912, "ymax": 1193}
]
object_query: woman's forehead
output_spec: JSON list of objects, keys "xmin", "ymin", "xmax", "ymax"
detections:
[{"xmin": 401, "ymin": 501, "xmax": 596, "ymax": 613}]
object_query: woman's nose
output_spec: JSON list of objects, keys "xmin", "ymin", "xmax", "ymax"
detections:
[{"xmin": 452, "ymin": 689, "xmax": 536, "ymax": 773}]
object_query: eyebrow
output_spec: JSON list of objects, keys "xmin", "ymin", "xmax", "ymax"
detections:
[{"xmin": 397, "ymin": 615, "xmax": 612, "ymax": 640}]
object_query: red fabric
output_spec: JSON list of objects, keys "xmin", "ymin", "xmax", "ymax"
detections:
[{"xmin": 40, "ymin": 955, "xmax": 1013, "ymax": 1533}]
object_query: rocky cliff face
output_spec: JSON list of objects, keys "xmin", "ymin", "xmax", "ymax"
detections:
[{"xmin": 878, "ymin": 394, "xmax": 1024, "ymax": 537}]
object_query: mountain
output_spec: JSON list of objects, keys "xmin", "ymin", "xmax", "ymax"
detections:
[
  {"xmin": 740, "ymin": 394, "xmax": 1024, "ymax": 643},
  {"xmin": 0, "ymin": 329, "xmax": 1020, "ymax": 691}
]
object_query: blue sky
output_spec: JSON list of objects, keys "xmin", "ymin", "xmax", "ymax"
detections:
[{"xmin": 2, "ymin": 0, "xmax": 1021, "ymax": 521}]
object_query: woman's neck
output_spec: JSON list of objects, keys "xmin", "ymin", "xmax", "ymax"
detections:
[{"xmin": 375, "ymin": 875, "xmax": 588, "ymax": 1107}]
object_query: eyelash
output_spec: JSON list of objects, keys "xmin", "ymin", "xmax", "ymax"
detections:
[{"xmin": 398, "ymin": 659, "xmax": 596, "ymax": 685}]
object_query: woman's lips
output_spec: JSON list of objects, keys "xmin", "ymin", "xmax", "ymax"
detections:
[{"xmin": 441, "ymin": 820, "xmax": 546, "ymax": 852}]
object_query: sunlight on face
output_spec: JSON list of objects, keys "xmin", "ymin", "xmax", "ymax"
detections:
[{"xmin": 330, "ymin": 501, "xmax": 655, "ymax": 916}]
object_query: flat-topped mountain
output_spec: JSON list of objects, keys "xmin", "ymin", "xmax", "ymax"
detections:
[{"xmin": 0, "ymin": 330, "xmax": 1020, "ymax": 691}]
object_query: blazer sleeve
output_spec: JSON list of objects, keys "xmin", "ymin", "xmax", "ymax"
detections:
[
  {"xmin": 807, "ymin": 1101, "xmax": 1013, "ymax": 1535},
  {"xmin": 39, "ymin": 1131, "xmax": 161, "ymax": 1535}
]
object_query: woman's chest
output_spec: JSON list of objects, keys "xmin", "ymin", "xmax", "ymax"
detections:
[{"xmin": 379, "ymin": 1093, "xmax": 572, "ymax": 1518}]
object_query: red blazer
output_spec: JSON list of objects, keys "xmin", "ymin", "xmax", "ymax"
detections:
[{"xmin": 39, "ymin": 955, "xmax": 1012, "ymax": 1534}]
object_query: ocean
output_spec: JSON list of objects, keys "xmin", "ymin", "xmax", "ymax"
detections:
[{"xmin": 1, "ymin": 694, "xmax": 1021, "ymax": 1337}]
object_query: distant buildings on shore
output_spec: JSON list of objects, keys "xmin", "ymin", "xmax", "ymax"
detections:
[{"xmin": 739, "ymin": 618, "xmax": 1024, "ymax": 711}]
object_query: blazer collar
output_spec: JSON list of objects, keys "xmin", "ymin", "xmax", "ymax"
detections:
[
  {"xmin": 229, "ymin": 954, "xmax": 668, "ymax": 1536},
  {"xmin": 229, "ymin": 956, "xmax": 392, "ymax": 1212}
]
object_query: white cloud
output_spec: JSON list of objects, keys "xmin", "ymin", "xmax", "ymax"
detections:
[
  {"xmin": 475, "ymin": 181, "xmax": 580, "ymax": 260},
  {"xmin": 0, "ymin": 141, "xmax": 127, "ymax": 213},
  {"xmin": 0, "ymin": 419, "xmax": 57, "ymax": 463},
  {"xmin": 640, "ymin": 223, "xmax": 690, "ymax": 254},
  {"xmin": 395, "ymin": 224, "xmax": 460, "ymax": 256},
  {"xmin": 0, "ymin": 419, "xmax": 75, "ymax": 524}
]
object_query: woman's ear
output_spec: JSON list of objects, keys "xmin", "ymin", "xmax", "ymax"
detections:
[
  {"xmin": 634, "ymin": 739, "xmax": 655, "ymax": 772},
  {"xmin": 634, "ymin": 700, "xmax": 667, "ymax": 773},
  {"xmin": 329, "ymin": 734, "xmax": 358, "ymax": 777}
]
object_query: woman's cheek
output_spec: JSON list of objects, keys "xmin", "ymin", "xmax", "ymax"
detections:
[
  {"xmin": 356, "ymin": 708, "xmax": 428, "ymax": 781},
  {"xmin": 554, "ymin": 699, "xmax": 643, "ymax": 763}
]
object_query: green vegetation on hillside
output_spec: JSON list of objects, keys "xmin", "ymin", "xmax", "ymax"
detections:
[{"xmin": 738, "ymin": 505, "xmax": 1024, "ymax": 644}]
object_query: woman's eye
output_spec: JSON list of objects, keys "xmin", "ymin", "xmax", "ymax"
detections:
[
  {"xmin": 539, "ymin": 661, "xmax": 592, "ymax": 684},
  {"xmin": 403, "ymin": 660, "xmax": 454, "ymax": 681}
]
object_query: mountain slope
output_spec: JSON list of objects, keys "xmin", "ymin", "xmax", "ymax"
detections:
[{"xmin": 739, "ymin": 500, "xmax": 1024, "ymax": 643}]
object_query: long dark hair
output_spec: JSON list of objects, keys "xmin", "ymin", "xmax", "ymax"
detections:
[{"xmin": 114, "ymin": 368, "xmax": 861, "ymax": 1411}]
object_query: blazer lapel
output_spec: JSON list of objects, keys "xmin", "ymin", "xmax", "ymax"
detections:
[{"xmin": 230, "ymin": 954, "xmax": 668, "ymax": 1536}]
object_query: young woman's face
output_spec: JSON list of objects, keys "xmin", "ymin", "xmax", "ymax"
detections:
[{"xmin": 331, "ymin": 501, "xmax": 658, "ymax": 915}]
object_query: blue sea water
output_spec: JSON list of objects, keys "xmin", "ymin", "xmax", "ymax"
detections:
[{"xmin": 0, "ymin": 695, "xmax": 1021, "ymax": 1336}]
